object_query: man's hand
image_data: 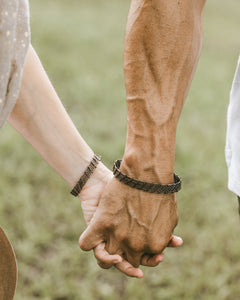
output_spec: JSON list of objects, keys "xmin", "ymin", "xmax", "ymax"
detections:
[
  {"xmin": 79, "ymin": 176, "xmax": 182, "ymax": 277},
  {"xmin": 79, "ymin": 0, "xmax": 206, "ymax": 278}
]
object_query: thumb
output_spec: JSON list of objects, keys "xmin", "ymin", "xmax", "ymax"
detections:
[
  {"xmin": 167, "ymin": 235, "xmax": 183, "ymax": 248},
  {"xmin": 79, "ymin": 220, "xmax": 104, "ymax": 251}
]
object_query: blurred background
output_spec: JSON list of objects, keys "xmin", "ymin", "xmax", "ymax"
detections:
[{"xmin": 0, "ymin": 0, "xmax": 240, "ymax": 299}]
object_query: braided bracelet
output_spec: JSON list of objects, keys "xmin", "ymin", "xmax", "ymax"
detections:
[
  {"xmin": 70, "ymin": 154, "xmax": 101, "ymax": 197},
  {"xmin": 113, "ymin": 159, "xmax": 181, "ymax": 194}
]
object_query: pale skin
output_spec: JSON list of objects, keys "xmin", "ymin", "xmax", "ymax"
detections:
[
  {"xmin": 8, "ymin": 45, "xmax": 181, "ymax": 278},
  {"xmin": 8, "ymin": 45, "xmax": 120, "ymax": 265},
  {"xmin": 79, "ymin": 0, "xmax": 207, "ymax": 275}
]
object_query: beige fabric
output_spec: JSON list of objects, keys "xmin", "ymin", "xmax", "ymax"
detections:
[
  {"xmin": 0, "ymin": 0, "xmax": 30, "ymax": 128},
  {"xmin": 0, "ymin": 227, "xmax": 17, "ymax": 300},
  {"xmin": 0, "ymin": 2, "xmax": 30, "ymax": 297}
]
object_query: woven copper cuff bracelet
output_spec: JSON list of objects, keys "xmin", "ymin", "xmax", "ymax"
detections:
[
  {"xmin": 113, "ymin": 160, "xmax": 181, "ymax": 194},
  {"xmin": 71, "ymin": 154, "xmax": 101, "ymax": 197}
]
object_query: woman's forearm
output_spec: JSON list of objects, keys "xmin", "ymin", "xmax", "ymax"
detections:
[
  {"xmin": 121, "ymin": 0, "xmax": 206, "ymax": 184},
  {"xmin": 8, "ymin": 45, "xmax": 106, "ymax": 187}
]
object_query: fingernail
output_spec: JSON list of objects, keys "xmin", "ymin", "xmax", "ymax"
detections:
[
  {"xmin": 175, "ymin": 236, "xmax": 183, "ymax": 243},
  {"xmin": 158, "ymin": 254, "xmax": 164, "ymax": 262},
  {"xmin": 137, "ymin": 270, "xmax": 144, "ymax": 278},
  {"xmin": 113, "ymin": 258, "xmax": 122, "ymax": 264}
]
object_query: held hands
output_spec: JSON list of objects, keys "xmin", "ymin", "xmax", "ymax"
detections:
[{"xmin": 78, "ymin": 168, "xmax": 183, "ymax": 278}]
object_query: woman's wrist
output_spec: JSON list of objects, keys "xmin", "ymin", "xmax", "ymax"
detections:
[
  {"xmin": 77, "ymin": 161, "xmax": 112, "ymax": 202},
  {"xmin": 70, "ymin": 156, "xmax": 112, "ymax": 196},
  {"xmin": 85, "ymin": 161, "xmax": 112, "ymax": 187}
]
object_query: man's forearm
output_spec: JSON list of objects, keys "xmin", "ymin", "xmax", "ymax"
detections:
[{"xmin": 121, "ymin": 0, "xmax": 206, "ymax": 184}]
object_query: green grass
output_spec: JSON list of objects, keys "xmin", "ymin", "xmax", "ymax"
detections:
[{"xmin": 1, "ymin": 0, "xmax": 240, "ymax": 299}]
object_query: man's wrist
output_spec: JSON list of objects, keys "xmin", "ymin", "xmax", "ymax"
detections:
[
  {"xmin": 121, "ymin": 148, "xmax": 175, "ymax": 184},
  {"xmin": 113, "ymin": 159, "xmax": 181, "ymax": 194}
]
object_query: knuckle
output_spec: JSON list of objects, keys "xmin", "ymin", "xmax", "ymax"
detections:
[
  {"xmin": 97, "ymin": 261, "xmax": 111, "ymax": 270},
  {"xmin": 150, "ymin": 245, "xmax": 164, "ymax": 254},
  {"xmin": 101, "ymin": 218, "xmax": 114, "ymax": 231},
  {"xmin": 150, "ymin": 238, "xmax": 169, "ymax": 253},
  {"xmin": 130, "ymin": 259, "xmax": 140, "ymax": 268},
  {"xmin": 127, "ymin": 239, "xmax": 145, "ymax": 253},
  {"xmin": 124, "ymin": 252, "xmax": 141, "ymax": 268},
  {"xmin": 114, "ymin": 231, "xmax": 127, "ymax": 244},
  {"xmin": 78, "ymin": 237, "xmax": 89, "ymax": 251}
]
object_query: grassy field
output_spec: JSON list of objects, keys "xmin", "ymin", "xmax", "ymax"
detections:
[{"xmin": 1, "ymin": 0, "xmax": 240, "ymax": 299}]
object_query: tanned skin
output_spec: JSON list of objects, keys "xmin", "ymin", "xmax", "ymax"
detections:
[{"xmin": 80, "ymin": 0, "xmax": 207, "ymax": 277}]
